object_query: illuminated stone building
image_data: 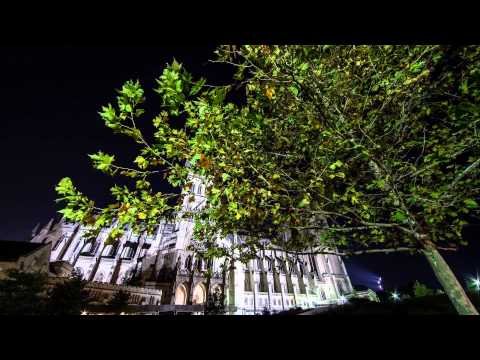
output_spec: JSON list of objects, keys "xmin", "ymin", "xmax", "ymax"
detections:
[{"xmin": 31, "ymin": 174, "xmax": 353, "ymax": 314}]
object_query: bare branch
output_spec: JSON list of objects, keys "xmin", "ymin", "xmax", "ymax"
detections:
[
  {"xmin": 282, "ymin": 247, "xmax": 419, "ymax": 257},
  {"xmin": 449, "ymin": 157, "xmax": 480, "ymax": 189}
]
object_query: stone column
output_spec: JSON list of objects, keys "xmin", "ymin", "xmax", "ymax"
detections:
[
  {"xmin": 292, "ymin": 280, "xmax": 298, "ymax": 307},
  {"xmin": 279, "ymin": 275, "xmax": 286, "ymax": 311}
]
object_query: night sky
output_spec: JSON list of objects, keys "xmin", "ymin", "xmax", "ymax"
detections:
[{"xmin": 1, "ymin": 46, "xmax": 478, "ymax": 291}]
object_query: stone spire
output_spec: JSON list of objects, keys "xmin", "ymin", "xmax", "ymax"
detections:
[
  {"xmin": 31, "ymin": 218, "xmax": 55, "ymax": 243},
  {"xmin": 31, "ymin": 222, "xmax": 40, "ymax": 237}
]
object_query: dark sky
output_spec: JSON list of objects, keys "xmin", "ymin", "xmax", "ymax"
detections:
[{"xmin": 0, "ymin": 46, "xmax": 478, "ymax": 292}]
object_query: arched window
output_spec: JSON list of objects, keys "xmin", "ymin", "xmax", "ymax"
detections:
[
  {"xmin": 195, "ymin": 257, "xmax": 203, "ymax": 272},
  {"xmin": 320, "ymin": 289, "xmax": 326, "ymax": 300},
  {"xmin": 52, "ymin": 234, "xmax": 67, "ymax": 251},
  {"xmin": 184, "ymin": 255, "xmax": 192, "ymax": 270},
  {"xmin": 174, "ymin": 284, "xmax": 187, "ymax": 305},
  {"xmin": 192, "ymin": 283, "xmax": 206, "ymax": 304},
  {"xmin": 82, "ymin": 242, "xmax": 92, "ymax": 254},
  {"xmin": 121, "ymin": 245, "xmax": 135, "ymax": 259},
  {"xmin": 102, "ymin": 244, "xmax": 113, "ymax": 257},
  {"xmin": 244, "ymin": 271, "xmax": 252, "ymax": 292},
  {"xmin": 259, "ymin": 271, "xmax": 268, "ymax": 292},
  {"xmin": 90, "ymin": 242, "xmax": 100, "ymax": 255},
  {"xmin": 71, "ymin": 239, "xmax": 81, "ymax": 255},
  {"xmin": 256, "ymin": 258, "xmax": 262, "ymax": 271},
  {"xmin": 299, "ymin": 262, "xmax": 306, "ymax": 277},
  {"xmin": 263, "ymin": 257, "xmax": 270, "ymax": 271}
]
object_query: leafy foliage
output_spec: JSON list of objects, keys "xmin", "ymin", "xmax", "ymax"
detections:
[
  {"xmin": 0, "ymin": 269, "xmax": 48, "ymax": 315},
  {"xmin": 46, "ymin": 270, "xmax": 91, "ymax": 315},
  {"xmin": 204, "ymin": 287, "xmax": 226, "ymax": 315},
  {"xmin": 413, "ymin": 280, "xmax": 435, "ymax": 298},
  {"xmin": 107, "ymin": 290, "xmax": 130, "ymax": 313},
  {"xmin": 0, "ymin": 269, "xmax": 92, "ymax": 315},
  {"xmin": 56, "ymin": 45, "xmax": 480, "ymax": 264}
]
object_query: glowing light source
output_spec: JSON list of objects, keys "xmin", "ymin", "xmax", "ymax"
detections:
[
  {"xmin": 377, "ymin": 276, "xmax": 383, "ymax": 291},
  {"xmin": 120, "ymin": 312, "xmax": 126, "ymax": 315},
  {"xmin": 471, "ymin": 277, "xmax": 480, "ymax": 290},
  {"xmin": 81, "ymin": 310, "xmax": 87, "ymax": 315},
  {"xmin": 391, "ymin": 291, "xmax": 400, "ymax": 301}
]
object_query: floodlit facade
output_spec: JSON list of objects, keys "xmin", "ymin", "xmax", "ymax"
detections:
[{"xmin": 31, "ymin": 174, "xmax": 353, "ymax": 314}]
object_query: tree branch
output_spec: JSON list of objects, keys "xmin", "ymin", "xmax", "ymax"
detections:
[
  {"xmin": 282, "ymin": 245, "xmax": 457, "ymax": 257},
  {"xmin": 282, "ymin": 247, "xmax": 418, "ymax": 257},
  {"xmin": 449, "ymin": 157, "xmax": 480, "ymax": 189}
]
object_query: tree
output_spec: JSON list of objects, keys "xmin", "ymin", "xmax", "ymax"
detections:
[
  {"xmin": 56, "ymin": 46, "xmax": 480, "ymax": 314},
  {"xmin": 204, "ymin": 286, "xmax": 226, "ymax": 315},
  {"xmin": 413, "ymin": 281, "xmax": 435, "ymax": 298},
  {"xmin": 107, "ymin": 290, "xmax": 130, "ymax": 313},
  {"xmin": 0, "ymin": 269, "xmax": 48, "ymax": 315},
  {"xmin": 46, "ymin": 270, "xmax": 91, "ymax": 315}
]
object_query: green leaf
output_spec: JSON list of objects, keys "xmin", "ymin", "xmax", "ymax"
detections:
[
  {"xmin": 228, "ymin": 202, "xmax": 238, "ymax": 212},
  {"xmin": 392, "ymin": 210, "xmax": 407, "ymax": 223},
  {"xmin": 288, "ymin": 86, "xmax": 299, "ymax": 97},
  {"xmin": 221, "ymin": 173, "xmax": 230, "ymax": 182},
  {"xmin": 298, "ymin": 196, "xmax": 310, "ymax": 208},
  {"xmin": 460, "ymin": 80, "xmax": 469, "ymax": 95},
  {"xmin": 464, "ymin": 199, "xmax": 478, "ymax": 209},
  {"xmin": 153, "ymin": 116, "xmax": 163, "ymax": 128},
  {"xmin": 409, "ymin": 61, "xmax": 425, "ymax": 74},
  {"xmin": 56, "ymin": 177, "xmax": 74, "ymax": 195},
  {"xmin": 134, "ymin": 156, "xmax": 148, "ymax": 170},
  {"xmin": 329, "ymin": 160, "xmax": 343, "ymax": 170},
  {"xmin": 189, "ymin": 78, "xmax": 206, "ymax": 96},
  {"xmin": 89, "ymin": 151, "xmax": 115, "ymax": 172},
  {"xmin": 376, "ymin": 179, "xmax": 386, "ymax": 190},
  {"xmin": 299, "ymin": 62, "xmax": 309, "ymax": 72},
  {"xmin": 190, "ymin": 153, "xmax": 201, "ymax": 166},
  {"xmin": 431, "ymin": 192, "xmax": 440, "ymax": 199}
]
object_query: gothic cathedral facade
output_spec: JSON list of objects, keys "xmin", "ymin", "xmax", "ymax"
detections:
[{"xmin": 31, "ymin": 174, "xmax": 353, "ymax": 314}]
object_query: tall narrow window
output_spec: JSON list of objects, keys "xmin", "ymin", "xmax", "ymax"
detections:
[
  {"xmin": 273, "ymin": 270, "xmax": 281, "ymax": 293},
  {"xmin": 102, "ymin": 244, "xmax": 113, "ymax": 257},
  {"xmin": 244, "ymin": 271, "xmax": 252, "ymax": 292}
]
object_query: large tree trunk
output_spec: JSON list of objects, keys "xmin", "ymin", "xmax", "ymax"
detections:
[{"xmin": 422, "ymin": 243, "xmax": 478, "ymax": 315}]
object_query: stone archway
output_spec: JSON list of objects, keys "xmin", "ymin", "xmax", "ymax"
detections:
[
  {"xmin": 192, "ymin": 283, "xmax": 206, "ymax": 304},
  {"xmin": 174, "ymin": 283, "xmax": 188, "ymax": 305}
]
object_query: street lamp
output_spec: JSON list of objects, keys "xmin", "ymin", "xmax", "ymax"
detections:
[
  {"xmin": 377, "ymin": 277, "xmax": 383, "ymax": 291},
  {"xmin": 472, "ymin": 277, "xmax": 480, "ymax": 291},
  {"xmin": 391, "ymin": 291, "xmax": 400, "ymax": 302}
]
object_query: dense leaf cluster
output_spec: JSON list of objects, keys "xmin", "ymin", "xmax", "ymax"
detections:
[{"xmin": 56, "ymin": 46, "xmax": 480, "ymax": 263}]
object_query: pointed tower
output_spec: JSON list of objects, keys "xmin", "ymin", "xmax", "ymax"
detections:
[
  {"xmin": 31, "ymin": 222, "xmax": 40, "ymax": 237},
  {"xmin": 31, "ymin": 218, "xmax": 55, "ymax": 243}
]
